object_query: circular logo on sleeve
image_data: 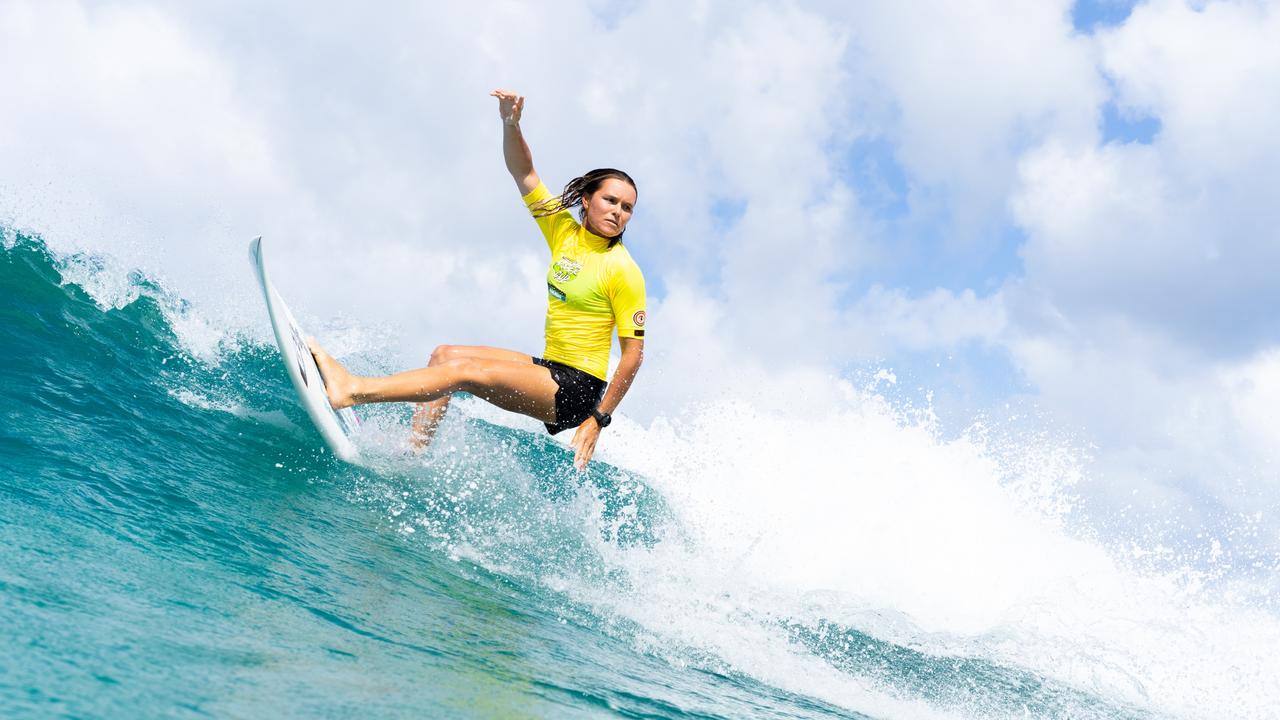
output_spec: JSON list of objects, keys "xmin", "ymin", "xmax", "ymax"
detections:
[{"xmin": 633, "ymin": 310, "xmax": 646, "ymax": 327}]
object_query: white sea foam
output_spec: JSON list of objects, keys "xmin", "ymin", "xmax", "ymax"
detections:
[
  {"xmin": 55, "ymin": 251, "xmax": 145, "ymax": 312},
  {"xmin": 571, "ymin": 379, "xmax": 1280, "ymax": 719},
  {"xmin": 274, "ymin": 312, "xmax": 1277, "ymax": 718},
  {"xmin": 29, "ymin": 236, "xmax": 1278, "ymax": 717},
  {"xmin": 18, "ymin": 234, "xmax": 262, "ymax": 365},
  {"xmin": 168, "ymin": 388, "xmax": 299, "ymax": 432}
]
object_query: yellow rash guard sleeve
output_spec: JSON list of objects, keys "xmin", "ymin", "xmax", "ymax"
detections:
[
  {"xmin": 522, "ymin": 183, "xmax": 577, "ymax": 255},
  {"xmin": 521, "ymin": 182, "xmax": 647, "ymax": 380},
  {"xmin": 607, "ymin": 259, "xmax": 647, "ymax": 340}
]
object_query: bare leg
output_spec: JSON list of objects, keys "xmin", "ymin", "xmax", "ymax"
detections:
[
  {"xmin": 309, "ymin": 339, "xmax": 558, "ymax": 424},
  {"xmin": 409, "ymin": 401, "xmax": 449, "ymax": 450},
  {"xmin": 410, "ymin": 345, "xmax": 538, "ymax": 449}
]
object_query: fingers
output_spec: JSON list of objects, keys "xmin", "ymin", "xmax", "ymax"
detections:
[
  {"xmin": 574, "ymin": 443, "xmax": 594, "ymax": 472},
  {"xmin": 490, "ymin": 90, "xmax": 524, "ymax": 106},
  {"xmin": 572, "ymin": 430, "xmax": 597, "ymax": 472},
  {"xmin": 492, "ymin": 90, "xmax": 525, "ymax": 124}
]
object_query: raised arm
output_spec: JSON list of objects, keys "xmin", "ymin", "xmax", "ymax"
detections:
[{"xmin": 491, "ymin": 89, "xmax": 540, "ymax": 195}]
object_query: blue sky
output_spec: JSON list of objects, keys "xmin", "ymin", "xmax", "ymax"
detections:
[{"xmin": 1072, "ymin": 0, "xmax": 1141, "ymax": 31}]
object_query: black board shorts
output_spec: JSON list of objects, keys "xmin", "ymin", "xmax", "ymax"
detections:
[{"xmin": 533, "ymin": 357, "xmax": 607, "ymax": 435}]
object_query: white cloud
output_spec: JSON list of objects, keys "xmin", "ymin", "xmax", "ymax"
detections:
[
  {"xmin": 1218, "ymin": 349, "xmax": 1280, "ymax": 473},
  {"xmin": 1102, "ymin": 0, "xmax": 1280, "ymax": 183},
  {"xmin": 1003, "ymin": 319, "xmax": 1280, "ymax": 529},
  {"xmin": 1009, "ymin": 0, "xmax": 1280, "ymax": 349},
  {"xmin": 841, "ymin": 285, "xmax": 1006, "ymax": 355},
  {"xmin": 3, "ymin": 0, "xmax": 1279, "ymax": 559},
  {"xmin": 826, "ymin": 0, "xmax": 1104, "ymax": 232},
  {"xmin": 0, "ymin": 2, "xmax": 290, "ymax": 235},
  {"xmin": 7, "ymin": 3, "xmax": 1280, "ymax": 710},
  {"xmin": 1, "ymin": 0, "xmax": 879, "ymax": 374},
  {"xmin": 985, "ymin": 0, "xmax": 1280, "ymax": 546}
]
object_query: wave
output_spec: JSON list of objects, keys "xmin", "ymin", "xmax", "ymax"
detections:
[{"xmin": 2, "ymin": 228, "xmax": 1275, "ymax": 719}]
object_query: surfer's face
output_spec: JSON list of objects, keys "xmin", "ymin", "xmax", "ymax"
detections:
[{"xmin": 582, "ymin": 178, "xmax": 636, "ymax": 238}]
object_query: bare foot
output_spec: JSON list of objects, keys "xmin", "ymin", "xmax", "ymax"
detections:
[{"xmin": 307, "ymin": 338, "xmax": 358, "ymax": 409}]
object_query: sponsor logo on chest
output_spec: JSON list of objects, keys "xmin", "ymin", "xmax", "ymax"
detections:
[{"xmin": 551, "ymin": 256, "xmax": 583, "ymax": 283}]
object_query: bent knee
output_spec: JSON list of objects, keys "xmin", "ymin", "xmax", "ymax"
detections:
[
  {"xmin": 439, "ymin": 357, "xmax": 483, "ymax": 391},
  {"xmin": 429, "ymin": 344, "xmax": 462, "ymax": 366}
]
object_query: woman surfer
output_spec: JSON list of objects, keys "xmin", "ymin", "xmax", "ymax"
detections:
[{"xmin": 309, "ymin": 89, "xmax": 646, "ymax": 470}]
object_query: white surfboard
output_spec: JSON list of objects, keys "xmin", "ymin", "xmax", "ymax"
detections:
[{"xmin": 249, "ymin": 237, "xmax": 360, "ymax": 463}]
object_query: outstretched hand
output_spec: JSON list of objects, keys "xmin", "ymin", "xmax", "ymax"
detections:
[
  {"xmin": 490, "ymin": 89, "xmax": 524, "ymax": 126},
  {"xmin": 569, "ymin": 416, "xmax": 601, "ymax": 472}
]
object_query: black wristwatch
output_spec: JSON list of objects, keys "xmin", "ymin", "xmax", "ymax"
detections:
[{"xmin": 590, "ymin": 409, "xmax": 612, "ymax": 428}]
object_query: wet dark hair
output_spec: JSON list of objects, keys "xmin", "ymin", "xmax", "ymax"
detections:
[{"xmin": 532, "ymin": 168, "xmax": 637, "ymax": 247}]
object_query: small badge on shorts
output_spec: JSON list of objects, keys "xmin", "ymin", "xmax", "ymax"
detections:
[{"xmin": 633, "ymin": 310, "xmax": 646, "ymax": 327}]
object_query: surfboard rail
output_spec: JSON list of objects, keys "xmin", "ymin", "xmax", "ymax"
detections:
[{"xmin": 249, "ymin": 237, "xmax": 360, "ymax": 463}]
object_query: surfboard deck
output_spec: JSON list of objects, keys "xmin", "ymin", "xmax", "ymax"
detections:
[{"xmin": 249, "ymin": 237, "xmax": 360, "ymax": 463}]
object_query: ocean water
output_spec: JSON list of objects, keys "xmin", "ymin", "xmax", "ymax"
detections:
[{"xmin": 1, "ymin": 230, "xmax": 1275, "ymax": 719}]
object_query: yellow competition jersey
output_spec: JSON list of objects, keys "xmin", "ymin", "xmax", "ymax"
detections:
[{"xmin": 522, "ymin": 182, "xmax": 646, "ymax": 380}]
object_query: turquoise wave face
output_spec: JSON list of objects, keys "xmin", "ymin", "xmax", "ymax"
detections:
[
  {"xmin": 0, "ymin": 233, "xmax": 837, "ymax": 719},
  {"xmin": 0, "ymin": 233, "xmax": 1169, "ymax": 719}
]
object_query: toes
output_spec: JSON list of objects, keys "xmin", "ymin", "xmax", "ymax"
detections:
[{"xmin": 306, "ymin": 337, "xmax": 330, "ymax": 360}]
